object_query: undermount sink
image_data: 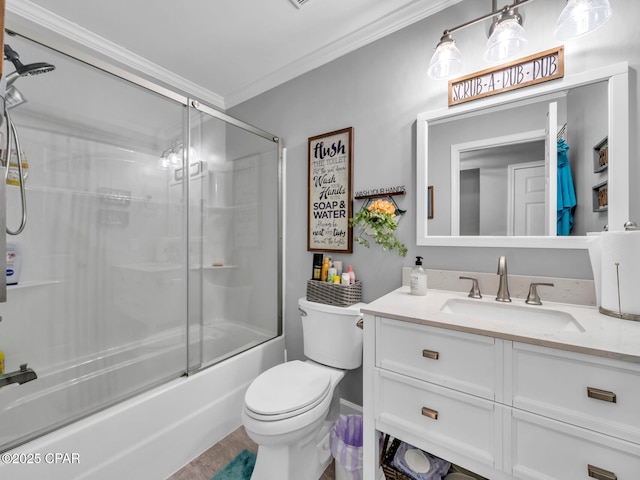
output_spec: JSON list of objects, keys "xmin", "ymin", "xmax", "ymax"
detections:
[{"xmin": 440, "ymin": 298, "xmax": 585, "ymax": 332}]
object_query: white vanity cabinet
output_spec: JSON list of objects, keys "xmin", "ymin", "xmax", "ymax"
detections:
[
  {"xmin": 364, "ymin": 314, "xmax": 640, "ymax": 480},
  {"xmin": 506, "ymin": 342, "xmax": 640, "ymax": 480},
  {"xmin": 375, "ymin": 318, "xmax": 505, "ymax": 476}
]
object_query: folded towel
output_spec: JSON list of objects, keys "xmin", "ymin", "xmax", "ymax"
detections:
[{"xmin": 391, "ymin": 441, "xmax": 451, "ymax": 480}]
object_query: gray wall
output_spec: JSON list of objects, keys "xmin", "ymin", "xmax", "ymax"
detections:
[{"xmin": 230, "ymin": 0, "xmax": 640, "ymax": 405}]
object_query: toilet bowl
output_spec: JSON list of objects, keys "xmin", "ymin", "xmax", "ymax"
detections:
[{"xmin": 241, "ymin": 297, "xmax": 364, "ymax": 480}]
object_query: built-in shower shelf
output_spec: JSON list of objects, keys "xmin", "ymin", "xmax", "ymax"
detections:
[
  {"xmin": 8, "ymin": 280, "xmax": 59, "ymax": 290},
  {"xmin": 202, "ymin": 265, "xmax": 239, "ymax": 285}
]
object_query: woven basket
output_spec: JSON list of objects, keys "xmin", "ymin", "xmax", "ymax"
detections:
[{"xmin": 306, "ymin": 279, "xmax": 362, "ymax": 307}]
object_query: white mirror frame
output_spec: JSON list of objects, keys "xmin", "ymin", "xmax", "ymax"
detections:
[{"xmin": 417, "ymin": 62, "xmax": 629, "ymax": 249}]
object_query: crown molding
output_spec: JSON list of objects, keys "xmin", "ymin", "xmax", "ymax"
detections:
[
  {"xmin": 5, "ymin": 0, "xmax": 226, "ymax": 109},
  {"xmin": 225, "ymin": 0, "xmax": 463, "ymax": 107},
  {"xmin": 6, "ymin": 0, "xmax": 462, "ymax": 110}
]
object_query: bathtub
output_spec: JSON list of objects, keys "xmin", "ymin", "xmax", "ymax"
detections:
[{"xmin": 0, "ymin": 324, "xmax": 284, "ymax": 480}]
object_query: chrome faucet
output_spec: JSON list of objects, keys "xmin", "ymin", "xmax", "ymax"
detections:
[
  {"xmin": 0, "ymin": 363, "xmax": 37, "ymax": 387},
  {"xmin": 496, "ymin": 256, "xmax": 511, "ymax": 302}
]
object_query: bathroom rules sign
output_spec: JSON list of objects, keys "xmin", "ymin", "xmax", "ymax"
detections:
[{"xmin": 307, "ymin": 127, "xmax": 353, "ymax": 253}]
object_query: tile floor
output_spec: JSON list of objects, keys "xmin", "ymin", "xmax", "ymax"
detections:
[{"xmin": 166, "ymin": 426, "xmax": 336, "ymax": 480}]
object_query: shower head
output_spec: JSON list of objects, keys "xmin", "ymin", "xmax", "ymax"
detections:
[{"xmin": 4, "ymin": 44, "xmax": 55, "ymax": 87}]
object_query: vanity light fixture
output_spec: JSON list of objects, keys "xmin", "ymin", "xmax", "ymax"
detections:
[
  {"xmin": 555, "ymin": 0, "xmax": 612, "ymax": 40},
  {"xmin": 428, "ymin": 0, "xmax": 613, "ymax": 80},
  {"xmin": 158, "ymin": 142, "xmax": 199, "ymax": 171},
  {"xmin": 484, "ymin": 7, "xmax": 528, "ymax": 63},
  {"xmin": 427, "ymin": 32, "xmax": 464, "ymax": 79}
]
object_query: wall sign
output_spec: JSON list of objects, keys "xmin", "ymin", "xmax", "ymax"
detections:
[
  {"xmin": 307, "ymin": 127, "xmax": 353, "ymax": 253},
  {"xmin": 448, "ymin": 47, "xmax": 564, "ymax": 106}
]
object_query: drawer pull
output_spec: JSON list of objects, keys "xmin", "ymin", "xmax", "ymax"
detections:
[
  {"xmin": 587, "ymin": 387, "xmax": 617, "ymax": 403},
  {"xmin": 588, "ymin": 464, "xmax": 617, "ymax": 480},
  {"xmin": 421, "ymin": 407, "xmax": 438, "ymax": 420},
  {"xmin": 422, "ymin": 349, "xmax": 439, "ymax": 360}
]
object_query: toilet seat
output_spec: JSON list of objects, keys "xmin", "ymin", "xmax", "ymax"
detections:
[{"xmin": 244, "ymin": 361, "xmax": 332, "ymax": 421}]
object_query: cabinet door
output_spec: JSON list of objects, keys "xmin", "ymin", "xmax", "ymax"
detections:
[
  {"xmin": 376, "ymin": 369, "xmax": 502, "ymax": 470},
  {"xmin": 377, "ymin": 317, "xmax": 501, "ymax": 400},
  {"xmin": 509, "ymin": 342, "xmax": 640, "ymax": 444},
  {"xmin": 507, "ymin": 409, "xmax": 640, "ymax": 480}
]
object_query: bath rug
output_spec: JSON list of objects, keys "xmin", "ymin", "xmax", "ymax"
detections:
[{"xmin": 210, "ymin": 449, "xmax": 256, "ymax": 480}]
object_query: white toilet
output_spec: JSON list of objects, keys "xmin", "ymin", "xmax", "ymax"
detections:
[{"xmin": 241, "ymin": 297, "xmax": 365, "ymax": 480}]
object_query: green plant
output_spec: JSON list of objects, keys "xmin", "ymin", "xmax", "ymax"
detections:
[{"xmin": 349, "ymin": 199, "xmax": 407, "ymax": 257}]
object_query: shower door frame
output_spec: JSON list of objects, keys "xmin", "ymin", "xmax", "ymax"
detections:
[{"xmin": 185, "ymin": 100, "xmax": 285, "ymax": 373}]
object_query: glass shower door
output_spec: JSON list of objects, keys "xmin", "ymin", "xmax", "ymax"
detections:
[
  {"xmin": 0, "ymin": 35, "xmax": 189, "ymax": 452},
  {"xmin": 188, "ymin": 105, "xmax": 282, "ymax": 369}
]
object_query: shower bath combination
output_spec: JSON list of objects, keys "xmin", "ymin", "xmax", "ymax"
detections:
[
  {"xmin": 0, "ymin": 33, "xmax": 284, "ymax": 475},
  {"xmin": 1, "ymin": 43, "xmax": 55, "ymax": 235},
  {"xmin": 0, "ymin": 42, "xmax": 53, "ymax": 378}
]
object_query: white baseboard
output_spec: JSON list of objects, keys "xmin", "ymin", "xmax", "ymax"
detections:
[{"xmin": 339, "ymin": 398, "xmax": 362, "ymax": 416}]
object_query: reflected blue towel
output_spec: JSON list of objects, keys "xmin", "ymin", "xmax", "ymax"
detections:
[{"xmin": 557, "ymin": 139, "xmax": 576, "ymax": 236}]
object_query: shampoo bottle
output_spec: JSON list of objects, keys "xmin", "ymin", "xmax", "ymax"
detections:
[
  {"xmin": 6, "ymin": 242, "xmax": 22, "ymax": 286},
  {"xmin": 320, "ymin": 257, "xmax": 330, "ymax": 282},
  {"xmin": 312, "ymin": 253, "xmax": 323, "ymax": 280},
  {"xmin": 410, "ymin": 256, "xmax": 427, "ymax": 296},
  {"xmin": 327, "ymin": 265, "xmax": 337, "ymax": 283}
]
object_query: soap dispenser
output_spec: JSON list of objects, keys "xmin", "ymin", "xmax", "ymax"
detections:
[{"xmin": 410, "ymin": 256, "xmax": 427, "ymax": 296}]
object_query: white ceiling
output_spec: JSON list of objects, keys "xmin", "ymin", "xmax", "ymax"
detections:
[{"xmin": 7, "ymin": 0, "xmax": 461, "ymax": 109}]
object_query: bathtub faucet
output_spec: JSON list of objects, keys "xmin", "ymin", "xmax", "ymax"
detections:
[{"xmin": 0, "ymin": 363, "xmax": 37, "ymax": 387}]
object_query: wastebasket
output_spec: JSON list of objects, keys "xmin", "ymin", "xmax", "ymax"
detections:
[{"xmin": 330, "ymin": 414, "xmax": 363, "ymax": 480}]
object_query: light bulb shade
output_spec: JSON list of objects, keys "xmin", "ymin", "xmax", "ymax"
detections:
[
  {"xmin": 484, "ymin": 16, "xmax": 528, "ymax": 63},
  {"xmin": 555, "ymin": 0, "xmax": 612, "ymax": 41},
  {"xmin": 428, "ymin": 34, "xmax": 463, "ymax": 79},
  {"xmin": 157, "ymin": 157, "xmax": 171, "ymax": 170},
  {"xmin": 168, "ymin": 151, "xmax": 182, "ymax": 168}
]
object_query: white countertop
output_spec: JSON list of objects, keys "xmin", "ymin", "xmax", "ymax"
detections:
[{"xmin": 362, "ymin": 287, "xmax": 640, "ymax": 363}]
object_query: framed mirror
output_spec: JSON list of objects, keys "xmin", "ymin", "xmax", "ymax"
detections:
[{"xmin": 417, "ymin": 62, "xmax": 629, "ymax": 248}]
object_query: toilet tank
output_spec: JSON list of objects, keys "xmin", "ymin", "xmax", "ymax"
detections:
[{"xmin": 298, "ymin": 297, "xmax": 365, "ymax": 370}]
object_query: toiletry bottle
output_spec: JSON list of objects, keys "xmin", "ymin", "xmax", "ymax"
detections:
[
  {"xmin": 0, "ymin": 350, "xmax": 4, "ymax": 374},
  {"xmin": 348, "ymin": 265, "xmax": 355, "ymax": 284},
  {"xmin": 333, "ymin": 260, "xmax": 343, "ymax": 277},
  {"xmin": 6, "ymin": 242, "xmax": 22, "ymax": 286},
  {"xmin": 327, "ymin": 265, "xmax": 337, "ymax": 283},
  {"xmin": 6, "ymin": 149, "xmax": 28, "ymax": 187},
  {"xmin": 410, "ymin": 256, "xmax": 427, "ymax": 296},
  {"xmin": 320, "ymin": 257, "xmax": 330, "ymax": 282},
  {"xmin": 312, "ymin": 253, "xmax": 323, "ymax": 280}
]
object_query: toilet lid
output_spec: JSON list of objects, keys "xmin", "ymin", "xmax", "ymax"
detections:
[{"xmin": 245, "ymin": 361, "xmax": 332, "ymax": 420}]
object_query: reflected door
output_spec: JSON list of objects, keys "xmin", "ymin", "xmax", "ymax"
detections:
[{"xmin": 509, "ymin": 161, "xmax": 545, "ymax": 235}]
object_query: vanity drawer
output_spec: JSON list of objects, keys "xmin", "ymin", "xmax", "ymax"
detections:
[
  {"xmin": 509, "ymin": 409, "xmax": 640, "ymax": 480},
  {"xmin": 377, "ymin": 369, "xmax": 502, "ymax": 469},
  {"xmin": 377, "ymin": 317, "xmax": 501, "ymax": 400},
  {"xmin": 510, "ymin": 342, "xmax": 640, "ymax": 444}
]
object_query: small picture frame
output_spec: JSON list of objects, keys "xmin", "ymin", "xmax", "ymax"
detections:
[
  {"xmin": 593, "ymin": 137, "xmax": 608, "ymax": 173},
  {"xmin": 592, "ymin": 181, "xmax": 608, "ymax": 212},
  {"xmin": 427, "ymin": 185, "xmax": 434, "ymax": 219}
]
